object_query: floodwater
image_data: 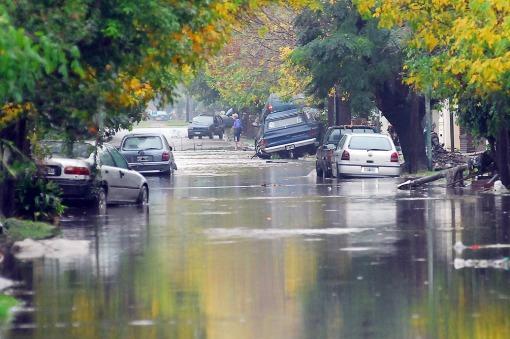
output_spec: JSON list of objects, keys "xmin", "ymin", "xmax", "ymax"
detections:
[{"xmin": 5, "ymin": 151, "xmax": 510, "ymax": 338}]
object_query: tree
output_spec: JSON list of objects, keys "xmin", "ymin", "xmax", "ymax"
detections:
[
  {"xmin": 355, "ymin": 0, "xmax": 510, "ymax": 185},
  {"xmin": 1, "ymin": 0, "xmax": 309, "ymax": 216},
  {"xmin": 200, "ymin": 4, "xmax": 312, "ymax": 114},
  {"xmin": 293, "ymin": 0, "xmax": 427, "ymax": 172}
]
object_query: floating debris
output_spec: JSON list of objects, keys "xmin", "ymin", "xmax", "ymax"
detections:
[
  {"xmin": 454, "ymin": 258, "xmax": 510, "ymax": 270},
  {"xmin": 454, "ymin": 241, "xmax": 510, "ymax": 254}
]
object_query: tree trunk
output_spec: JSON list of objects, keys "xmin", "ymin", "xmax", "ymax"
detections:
[
  {"xmin": 338, "ymin": 97, "xmax": 351, "ymax": 125},
  {"xmin": 327, "ymin": 95, "xmax": 334, "ymax": 127},
  {"xmin": 494, "ymin": 127, "xmax": 510, "ymax": 188},
  {"xmin": 0, "ymin": 118, "xmax": 29, "ymax": 217},
  {"xmin": 375, "ymin": 79, "xmax": 427, "ymax": 173}
]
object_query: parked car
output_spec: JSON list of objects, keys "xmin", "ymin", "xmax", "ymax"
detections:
[
  {"xmin": 188, "ymin": 115, "xmax": 224, "ymax": 139},
  {"xmin": 41, "ymin": 141, "xmax": 149, "ymax": 213},
  {"xmin": 332, "ymin": 133, "xmax": 401, "ymax": 178},
  {"xmin": 119, "ymin": 133, "xmax": 177, "ymax": 175},
  {"xmin": 153, "ymin": 110, "xmax": 170, "ymax": 121},
  {"xmin": 255, "ymin": 108, "xmax": 321, "ymax": 159},
  {"xmin": 316, "ymin": 125, "xmax": 376, "ymax": 178}
]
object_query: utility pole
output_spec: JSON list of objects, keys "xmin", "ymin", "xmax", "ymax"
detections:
[
  {"xmin": 425, "ymin": 88, "xmax": 433, "ymax": 170},
  {"xmin": 185, "ymin": 90, "xmax": 191, "ymax": 122},
  {"xmin": 449, "ymin": 101, "xmax": 455, "ymax": 152}
]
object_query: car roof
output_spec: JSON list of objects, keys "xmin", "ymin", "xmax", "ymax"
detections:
[
  {"xmin": 122, "ymin": 133, "xmax": 165, "ymax": 138},
  {"xmin": 328, "ymin": 125, "xmax": 374, "ymax": 130},
  {"xmin": 346, "ymin": 133, "xmax": 390, "ymax": 138},
  {"xmin": 265, "ymin": 109, "xmax": 301, "ymax": 121}
]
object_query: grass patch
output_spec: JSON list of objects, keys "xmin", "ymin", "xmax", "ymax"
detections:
[
  {"xmin": 0, "ymin": 294, "xmax": 18, "ymax": 323},
  {"xmin": 3, "ymin": 218, "xmax": 59, "ymax": 241}
]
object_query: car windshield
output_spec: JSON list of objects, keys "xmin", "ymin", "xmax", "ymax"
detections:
[
  {"xmin": 123, "ymin": 136, "xmax": 163, "ymax": 151},
  {"xmin": 348, "ymin": 136, "xmax": 392, "ymax": 151},
  {"xmin": 267, "ymin": 115, "xmax": 304, "ymax": 130},
  {"xmin": 327, "ymin": 130, "xmax": 342, "ymax": 144},
  {"xmin": 43, "ymin": 141, "xmax": 95, "ymax": 158},
  {"xmin": 193, "ymin": 116, "xmax": 213, "ymax": 124}
]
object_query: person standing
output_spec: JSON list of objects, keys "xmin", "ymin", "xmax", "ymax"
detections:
[{"xmin": 232, "ymin": 113, "xmax": 242, "ymax": 150}]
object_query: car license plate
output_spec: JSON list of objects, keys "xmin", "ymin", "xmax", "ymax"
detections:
[
  {"xmin": 362, "ymin": 167, "xmax": 378, "ymax": 173},
  {"xmin": 194, "ymin": 131, "xmax": 201, "ymax": 135},
  {"xmin": 137, "ymin": 156, "xmax": 150, "ymax": 162},
  {"xmin": 285, "ymin": 144, "xmax": 295, "ymax": 150},
  {"xmin": 46, "ymin": 167, "xmax": 56, "ymax": 175}
]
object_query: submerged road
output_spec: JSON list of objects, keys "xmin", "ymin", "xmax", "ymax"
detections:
[{"xmin": 6, "ymin": 150, "xmax": 510, "ymax": 338}]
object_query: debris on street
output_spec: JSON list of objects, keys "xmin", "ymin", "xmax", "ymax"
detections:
[
  {"xmin": 454, "ymin": 258, "xmax": 510, "ymax": 270},
  {"xmin": 398, "ymin": 165, "xmax": 468, "ymax": 190},
  {"xmin": 432, "ymin": 146, "xmax": 468, "ymax": 170}
]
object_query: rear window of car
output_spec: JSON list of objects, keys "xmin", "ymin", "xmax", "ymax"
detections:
[
  {"xmin": 348, "ymin": 136, "xmax": 392, "ymax": 151},
  {"xmin": 267, "ymin": 114, "xmax": 304, "ymax": 130},
  {"xmin": 43, "ymin": 141, "xmax": 95, "ymax": 159},
  {"xmin": 193, "ymin": 116, "xmax": 213, "ymax": 124},
  {"xmin": 122, "ymin": 136, "xmax": 163, "ymax": 151}
]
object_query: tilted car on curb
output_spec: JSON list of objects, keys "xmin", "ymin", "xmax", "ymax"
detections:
[
  {"xmin": 316, "ymin": 125, "xmax": 376, "ymax": 178},
  {"xmin": 188, "ymin": 114, "xmax": 224, "ymax": 139},
  {"xmin": 255, "ymin": 108, "xmax": 321, "ymax": 159},
  {"xmin": 119, "ymin": 133, "xmax": 177, "ymax": 175},
  {"xmin": 41, "ymin": 141, "xmax": 149, "ymax": 213},
  {"xmin": 332, "ymin": 133, "xmax": 401, "ymax": 178}
]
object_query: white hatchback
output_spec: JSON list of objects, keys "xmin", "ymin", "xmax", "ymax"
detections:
[{"xmin": 332, "ymin": 133, "xmax": 401, "ymax": 178}]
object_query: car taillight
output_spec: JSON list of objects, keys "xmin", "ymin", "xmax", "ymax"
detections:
[
  {"xmin": 391, "ymin": 152, "xmax": 399, "ymax": 162},
  {"xmin": 308, "ymin": 128, "xmax": 319, "ymax": 138},
  {"xmin": 259, "ymin": 139, "xmax": 268, "ymax": 149},
  {"xmin": 341, "ymin": 150, "xmax": 350, "ymax": 161},
  {"xmin": 64, "ymin": 166, "xmax": 90, "ymax": 175},
  {"xmin": 162, "ymin": 151, "xmax": 170, "ymax": 161}
]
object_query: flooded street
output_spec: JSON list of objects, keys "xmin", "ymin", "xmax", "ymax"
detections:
[{"xmin": 6, "ymin": 151, "xmax": 510, "ymax": 338}]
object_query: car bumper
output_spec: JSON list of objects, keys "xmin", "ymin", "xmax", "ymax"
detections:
[
  {"xmin": 188, "ymin": 129, "xmax": 210, "ymax": 136},
  {"xmin": 49, "ymin": 179, "xmax": 96, "ymax": 200},
  {"xmin": 128, "ymin": 161, "xmax": 171, "ymax": 173},
  {"xmin": 338, "ymin": 163, "xmax": 401, "ymax": 177},
  {"xmin": 264, "ymin": 138, "xmax": 317, "ymax": 153}
]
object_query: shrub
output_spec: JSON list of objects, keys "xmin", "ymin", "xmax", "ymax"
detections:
[{"xmin": 14, "ymin": 173, "xmax": 65, "ymax": 222}]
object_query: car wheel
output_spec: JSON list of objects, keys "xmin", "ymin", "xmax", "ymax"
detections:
[
  {"xmin": 137, "ymin": 185, "xmax": 149, "ymax": 205},
  {"xmin": 199, "ymin": 136, "xmax": 202, "ymax": 139},
  {"xmin": 316, "ymin": 162, "xmax": 324, "ymax": 177},
  {"xmin": 209, "ymin": 133, "xmax": 213, "ymax": 139},
  {"xmin": 219, "ymin": 132, "xmax": 223, "ymax": 139},
  {"xmin": 94, "ymin": 187, "xmax": 107, "ymax": 215},
  {"xmin": 188, "ymin": 136, "xmax": 193, "ymax": 139}
]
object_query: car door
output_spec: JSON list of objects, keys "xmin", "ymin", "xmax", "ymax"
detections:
[
  {"xmin": 108, "ymin": 147, "xmax": 141, "ymax": 202},
  {"xmin": 98, "ymin": 149, "xmax": 121, "ymax": 202}
]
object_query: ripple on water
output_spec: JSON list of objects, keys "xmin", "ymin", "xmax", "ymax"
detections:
[{"xmin": 204, "ymin": 227, "xmax": 371, "ymax": 240}]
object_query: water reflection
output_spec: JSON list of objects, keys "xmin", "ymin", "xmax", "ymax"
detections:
[{"xmin": 5, "ymin": 159, "xmax": 510, "ymax": 338}]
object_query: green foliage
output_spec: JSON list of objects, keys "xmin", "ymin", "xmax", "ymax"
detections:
[
  {"xmin": 3, "ymin": 218, "xmax": 59, "ymax": 241},
  {"xmin": 14, "ymin": 173, "xmax": 65, "ymax": 222},
  {"xmin": 0, "ymin": 139, "xmax": 35, "ymax": 182},
  {"xmin": 293, "ymin": 0, "xmax": 402, "ymax": 115},
  {"xmin": 0, "ymin": 294, "xmax": 18, "ymax": 325}
]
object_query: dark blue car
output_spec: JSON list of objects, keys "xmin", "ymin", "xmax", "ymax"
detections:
[{"xmin": 255, "ymin": 108, "xmax": 321, "ymax": 159}]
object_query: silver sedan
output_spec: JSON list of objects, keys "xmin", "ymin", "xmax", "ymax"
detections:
[
  {"xmin": 119, "ymin": 133, "xmax": 177, "ymax": 175},
  {"xmin": 42, "ymin": 141, "xmax": 149, "ymax": 213},
  {"xmin": 332, "ymin": 133, "xmax": 401, "ymax": 178}
]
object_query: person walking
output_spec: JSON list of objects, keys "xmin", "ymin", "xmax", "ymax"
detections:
[{"xmin": 232, "ymin": 113, "xmax": 242, "ymax": 150}]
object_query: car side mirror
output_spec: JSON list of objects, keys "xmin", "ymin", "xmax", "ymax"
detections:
[{"xmin": 169, "ymin": 146, "xmax": 173, "ymax": 151}]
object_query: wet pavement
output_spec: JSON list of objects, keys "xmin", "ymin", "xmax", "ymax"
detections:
[{"xmin": 4, "ymin": 150, "xmax": 510, "ymax": 338}]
